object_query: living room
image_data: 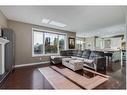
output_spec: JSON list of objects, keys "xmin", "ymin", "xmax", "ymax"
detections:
[{"xmin": 0, "ymin": 6, "xmax": 126, "ymax": 90}]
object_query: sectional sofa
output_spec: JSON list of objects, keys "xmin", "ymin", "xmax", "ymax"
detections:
[{"xmin": 50, "ymin": 49, "xmax": 106, "ymax": 71}]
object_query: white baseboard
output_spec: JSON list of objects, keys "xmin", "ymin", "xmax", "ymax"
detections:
[{"xmin": 14, "ymin": 61, "xmax": 50, "ymax": 68}]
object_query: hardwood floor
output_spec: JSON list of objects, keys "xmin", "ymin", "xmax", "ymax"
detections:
[
  {"xmin": 96, "ymin": 61, "xmax": 126, "ymax": 89},
  {"xmin": 0, "ymin": 61, "xmax": 126, "ymax": 89},
  {"xmin": 0, "ymin": 63, "xmax": 53, "ymax": 89}
]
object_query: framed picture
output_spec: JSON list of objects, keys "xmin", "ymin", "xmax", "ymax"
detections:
[{"xmin": 68, "ymin": 37, "xmax": 75, "ymax": 49}]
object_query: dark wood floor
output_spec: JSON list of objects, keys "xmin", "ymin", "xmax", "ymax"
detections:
[{"xmin": 0, "ymin": 61, "xmax": 126, "ymax": 89}]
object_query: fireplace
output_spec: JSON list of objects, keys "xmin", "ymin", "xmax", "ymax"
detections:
[{"xmin": 0, "ymin": 38, "xmax": 9, "ymax": 75}]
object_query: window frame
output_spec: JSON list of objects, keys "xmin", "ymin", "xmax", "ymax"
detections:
[{"xmin": 32, "ymin": 28, "xmax": 67, "ymax": 57}]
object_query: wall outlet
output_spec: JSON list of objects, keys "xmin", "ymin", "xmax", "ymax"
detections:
[{"xmin": 39, "ymin": 58, "xmax": 42, "ymax": 60}]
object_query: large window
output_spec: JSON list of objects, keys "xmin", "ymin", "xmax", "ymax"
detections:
[{"xmin": 33, "ymin": 29, "xmax": 66, "ymax": 56}]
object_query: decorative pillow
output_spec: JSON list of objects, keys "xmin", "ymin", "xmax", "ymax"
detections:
[
  {"xmin": 89, "ymin": 51, "xmax": 96, "ymax": 59},
  {"xmin": 76, "ymin": 51, "xmax": 82, "ymax": 57},
  {"xmin": 82, "ymin": 50, "xmax": 91, "ymax": 58}
]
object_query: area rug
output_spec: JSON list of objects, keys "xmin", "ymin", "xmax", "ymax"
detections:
[
  {"xmin": 51, "ymin": 66, "xmax": 109, "ymax": 89},
  {"xmin": 38, "ymin": 66, "xmax": 109, "ymax": 90},
  {"xmin": 38, "ymin": 67, "xmax": 81, "ymax": 89}
]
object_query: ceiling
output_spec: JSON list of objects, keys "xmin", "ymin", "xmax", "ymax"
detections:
[{"xmin": 0, "ymin": 6, "xmax": 126, "ymax": 37}]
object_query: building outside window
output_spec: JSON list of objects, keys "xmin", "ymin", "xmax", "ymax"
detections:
[
  {"xmin": 59, "ymin": 34, "xmax": 66, "ymax": 51},
  {"xmin": 45, "ymin": 33, "xmax": 58, "ymax": 54}
]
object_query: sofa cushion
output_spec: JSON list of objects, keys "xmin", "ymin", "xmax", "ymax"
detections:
[
  {"xmin": 76, "ymin": 57, "xmax": 84, "ymax": 61},
  {"xmin": 76, "ymin": 50, "xmax": 83, "ymax": 57},
  {"xmin": 84, "ymin": 59, "xmax": 94, "ymax": 64},
  {"xmin": 60, "ymin": 51, "xmax": 67, "ymax": 56},
  {"xmin": 89, "ymin": 51, "xmax": 97, "ymax": 59},
  {"xmin": 82, "ymin": 50, "xmax": 91, "ymax": 59},
  {"xmin": 66, "ymin": 50, "xmax": 72, "ymax": 56},
  {"xmin": 72, "ymin": 50, "xmax": 78, "ymax": 56},
  {"xmin": 71, "ymin": 56, "xmax": 84, "ymax": 60},
  {"xmin": 71, "ymin": 56, "xmax": 79, "ymax": 59}
]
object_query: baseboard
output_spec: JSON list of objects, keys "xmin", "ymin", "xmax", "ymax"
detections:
[
  {"xmin": 14, "ymin": 61, "xmax": 50, "ymax": 68},
  {"xmin": 0, "ymin": 70, "xmax": 12, "ymax": 88}
]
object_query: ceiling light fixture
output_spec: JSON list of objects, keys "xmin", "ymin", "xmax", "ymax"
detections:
[
  {"xmin": 42, "ymin": 19, "xmax": 50, "ymax": 24},
  {"xmin": 49, "ymin": 21, "xmax": 66, "ymax": 27}
]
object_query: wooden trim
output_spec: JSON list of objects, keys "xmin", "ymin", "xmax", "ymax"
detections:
[
  {"xmin": 14, "ymin": 61, "xmax": 50, "ymax": 68},
  {"xmin": 0, "ymin": 70, "xmax": 12, "ymax": 88}
]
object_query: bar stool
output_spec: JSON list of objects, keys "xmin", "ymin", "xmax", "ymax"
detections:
[{"xmin": 104, "ymin": 53, "xmax": 113, "ymax": 64}]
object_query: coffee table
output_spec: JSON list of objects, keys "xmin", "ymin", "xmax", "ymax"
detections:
[{"xmin": 83, "ymin": 67, "xmax": 109, "ymax": 78}]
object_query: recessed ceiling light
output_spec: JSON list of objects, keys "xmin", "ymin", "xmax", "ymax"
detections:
[
  {"xmin": 42, "ymin": 19, "xmax": 50, "ymax": 24},
  {"xmin": 49, "ymin": 21, "xmax": 66, "ymax": 27}
]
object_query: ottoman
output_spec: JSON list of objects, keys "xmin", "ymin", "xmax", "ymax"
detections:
[{"xmin": 62, "ymin": 58, "xmax": 84, "ymax": 71}]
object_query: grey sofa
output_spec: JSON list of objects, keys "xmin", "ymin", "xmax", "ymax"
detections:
[{"xmin": 50, "ymin": 49, "xmax": 106, "ymax": 71}]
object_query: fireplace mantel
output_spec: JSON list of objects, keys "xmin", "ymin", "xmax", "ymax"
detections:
[
  {"xmin": 0, "ymin": 38, "xmax": 9, "ymax": 75},
  {"xmin": 0, "ymin": 38, "xmax": 9, "ymax": 44}
]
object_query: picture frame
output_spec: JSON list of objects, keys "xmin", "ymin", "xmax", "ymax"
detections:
[{"xmin": 68, "ymin": 37, "xmax": 75, "ymax": 49}]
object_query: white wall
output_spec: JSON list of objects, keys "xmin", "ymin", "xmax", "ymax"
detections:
[
  {"xmin": 76, "ymin": 37, "xmax": 85, "ymax": 50},
  {"xmin": 95, "ymin": 38, "xmax": 103, "ymax": 49},
  {"xmin": 95, "ymin": 37, "xmax": 122, "ymax": 50},
  {"xmin": 111, "ymin": 38, "xmax": 122, "ymax": 49},
  {"xmin": 85, "ymin": 37, "xmax": 95, "ymax": 50},
  {"xmin": 0, "ymin": 10, "xmax": 7, "ymax": 28}
]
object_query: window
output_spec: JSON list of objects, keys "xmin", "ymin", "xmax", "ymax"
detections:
[
  {"xmin": 59, "ymin": 34, "xmax": 66, "ymax": 51},
  {"xmin": 95, "ymin": 38, "xmax": 102, "ymax": 49},
  {"xmin": 33, "ymin": 31, "xmax": 43, "ymax": 54},
  {"xmin": 32, "ymin": 29, "xmax": 66, "ymax": 56},
  {"xmin": 45, "ymin": 33, "xmax": 58, "ymax": 54}
]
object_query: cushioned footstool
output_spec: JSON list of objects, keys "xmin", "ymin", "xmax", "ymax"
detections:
[{"xmin": 62, "ymin": 58, "xmax": 84, "ymax": 71}]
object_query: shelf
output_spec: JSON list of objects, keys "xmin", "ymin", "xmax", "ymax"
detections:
[{"xmin": 0, "ymin": 38, "xmax": 10, "ymax": 44}]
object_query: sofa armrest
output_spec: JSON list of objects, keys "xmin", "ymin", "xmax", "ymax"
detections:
[
  {"xmin": 96, "ymin": 57, "xmax": 106, "ymax": 71},
  {"xmin": 50, "ymin": 56, "xmax": 68, "ymax": 64},
  {"xmin": 50, "ymin": 57, "xmax": 62, "ymax": 64}
]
